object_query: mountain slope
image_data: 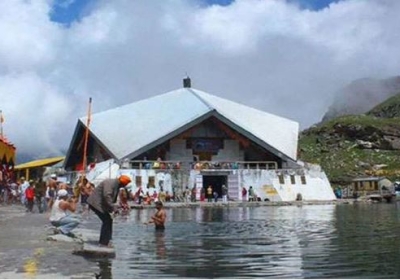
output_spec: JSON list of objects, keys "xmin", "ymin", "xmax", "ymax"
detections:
[
  {"xmin": 367, "ymin": 93, "xmax": 400, "ymax": 118},
  {"xmin": 322, "ymin": 76, "xmax": 400, "ymax": 122},
  {"xmin": 299, "ymin": 113, "xmax": 400, "ymax": 185}
]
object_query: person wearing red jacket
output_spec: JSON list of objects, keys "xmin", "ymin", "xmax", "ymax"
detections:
[{"xmin": 25, "ymin": 181, "xmax": 35, "ymax": 212}]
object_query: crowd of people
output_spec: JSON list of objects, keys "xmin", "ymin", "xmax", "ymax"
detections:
[
  {"xmin": 131, "ymin": 185, "xmax": 177, "ymax": 205},
  {"xmin": 0, "ymin": 173, "xmax": 96, "ymax": 213},
  {"xmin": 1, "ymin": 174, "xmax": 56, "ymax": 212},
  {"xmin": 130, "ymin": 184, "xmax": 258, "ymax": 205},
  {"xmin": 1, "ymin": 171, "xmax": 265, "ymax": 253},
  {"xmin": 1, "ymin": 173, "xmax": 260, "ymax": 210},
  {"xmin": 1, "ymin": 173, "xmax": 166, "ymax": 248},
  {"xmin": 2, "ymin": 172, "xmax": 260, "ymax": 248}
]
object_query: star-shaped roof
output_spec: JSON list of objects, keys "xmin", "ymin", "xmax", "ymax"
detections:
[{"xmin": 75, "ymin": 87, "xmax": 299, "ymax": 162}]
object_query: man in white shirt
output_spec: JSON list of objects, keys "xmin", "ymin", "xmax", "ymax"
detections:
[
  {"xmin": 49, "ymin": 189, "xmax": 80, "ymax": 238},
  {"xmin": 19, "ymin": 177, "xmax": 30, "ymax": 209}
]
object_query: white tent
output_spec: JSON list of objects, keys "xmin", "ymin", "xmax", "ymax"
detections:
[{"xmin": 85, "ymin": 159, "xmax": 120, "ymax": 187}]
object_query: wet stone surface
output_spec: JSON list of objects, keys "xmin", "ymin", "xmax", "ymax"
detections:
[{"xmin": 0, "ymin": 204, "xmax": 101, "ymax": 279}]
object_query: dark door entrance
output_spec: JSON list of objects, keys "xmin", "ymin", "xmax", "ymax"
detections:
[{"xmin": 202, "ymin": 175, "xmax": 227, "ymax": 198}]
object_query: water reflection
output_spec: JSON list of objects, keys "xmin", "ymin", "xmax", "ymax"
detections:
[
  {"xmin": 97, "ymin": 259, "xmax": 112, "ymax": 279},
  {"xmin": 155, "ymin": 231, "xmax": 166, "ymax": 259},
  {"xmin": 101, "ymin": 203, "xmax": 400, "ymax": 278}
]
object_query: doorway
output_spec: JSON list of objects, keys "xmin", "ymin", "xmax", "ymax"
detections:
[{"xmin": 202, "ymin": 175, "xmax": 227, "ymax": 198}]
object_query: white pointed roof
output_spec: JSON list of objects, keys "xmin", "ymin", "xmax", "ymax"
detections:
[{"xmin": 80, "ymin": 87, "xmax": 299, "ymax": 161}]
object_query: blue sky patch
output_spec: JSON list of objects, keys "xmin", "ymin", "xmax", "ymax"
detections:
[
  {"xmin": 203, "ymin": 0, "xmax": 234, "ymax": 6},
  {"xmin": 289, "ymin": 0, "xmax": 342, "ymax": 10},
  {"xmin": 50, "ymin": 0, "xmax": 95, "ymax": 25},
  {"xmin": 49, "ymin": 0, "xmax": 343, "ymax": 25},
  {"xmin": 204, "ymin": 0, "xmax": 342, "ymax": 10}
]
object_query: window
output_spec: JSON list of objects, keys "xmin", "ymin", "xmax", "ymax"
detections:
[
  {"xmin": 300, "ymin": 175, "xmax": 306, "ymax": 185},
  {"xmin": 279, "ymin": 174, "xmax": 285, "ymax": 184},
  {"xmin": 290, "ymin": 175, "xmax": 296, "ymax": 184},
  {"xmin": 135, "ymin": 176, "xmax": 142, "ymax": 187},
  {"xmin": 148, "ymin": 176, "xmax": 155, "ymax": 188}
]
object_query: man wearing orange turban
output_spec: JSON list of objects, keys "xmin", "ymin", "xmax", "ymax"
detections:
[
  {"xmin": 87, "ymin": 175, "xmax": 131, "ymax": 247},
  {"xmin": 119, "ymin": 175, "xmax": 131, "ymax": 186}
]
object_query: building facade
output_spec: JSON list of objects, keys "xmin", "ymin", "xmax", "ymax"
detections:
[{"xmin": 65, "ymin": 79, "xmax": 335, "ymax": 202}]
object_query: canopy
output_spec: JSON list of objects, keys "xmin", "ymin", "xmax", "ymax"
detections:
[{"xmin": 14, "ymin": 156, "xmax": 65, "ymax": 170}]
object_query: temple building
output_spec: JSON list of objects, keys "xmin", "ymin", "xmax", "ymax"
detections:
[
  {"xmin": 0, "ymin": 136, "xmax": 16, "ymax": 181},
  {"xmin": 64, "ymin": 78, "xmax": 335, "ymax": 202}
]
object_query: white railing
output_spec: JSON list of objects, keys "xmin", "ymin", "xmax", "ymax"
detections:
[{"xmin": 123, "ymin": 160, "xmax": 278, "ymax": 170}]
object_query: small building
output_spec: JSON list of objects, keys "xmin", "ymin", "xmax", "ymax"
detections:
[
  {"xmin": 352, "ymin": 176, "xmax": 394, "ymax": 202},
  {"xmin": 64, "ymin": 78, "xmax": 336, "ymax": 202},
  {"xmin": 14, "ymin": 156, "xmax": 65, "ymax": 181}
]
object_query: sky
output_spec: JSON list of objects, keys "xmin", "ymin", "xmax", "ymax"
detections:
[{"xmin": 1, "ymin": 0, "xmax": 400, "ymax": 162}]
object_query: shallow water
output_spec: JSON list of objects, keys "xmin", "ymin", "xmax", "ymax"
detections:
[{"xmin": 87, "ymin": 202, "xmax": 400, "ymax": 278}]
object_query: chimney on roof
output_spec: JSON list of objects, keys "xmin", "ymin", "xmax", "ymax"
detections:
[{"xmin": 183, "ymin": 76, "xmax": 191, "ymax": 88}]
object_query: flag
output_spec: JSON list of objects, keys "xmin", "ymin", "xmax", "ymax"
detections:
[{"xmin": 0, "ymin": 110, "xmax": 4, "ymax": 123}]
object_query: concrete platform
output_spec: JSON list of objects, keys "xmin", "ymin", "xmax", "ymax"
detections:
[
  {"xmin": 73, "ymin": 242, "xmax": 116, "ymax": 258},
  {"xmin": 72, "ymin": 228, "xmax": 99, "ymax": 243},
  {"xmin": 72, "ymin": 228, "xmax": 115, "ymax": 258}
]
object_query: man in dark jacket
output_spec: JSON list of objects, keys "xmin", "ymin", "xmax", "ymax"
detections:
[{"xmin": 87, "ymin": 175, "xmax": 131, "ymax": 247}]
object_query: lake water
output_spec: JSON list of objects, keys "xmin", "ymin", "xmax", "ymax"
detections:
[{"xmin": 87, "ymin": 202, "xmax": 400, "ymax": 278}]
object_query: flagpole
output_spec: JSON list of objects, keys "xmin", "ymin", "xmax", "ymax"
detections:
[{"xmin": 82, "ymin": 98, "xmax": 92, "ymax": 177}]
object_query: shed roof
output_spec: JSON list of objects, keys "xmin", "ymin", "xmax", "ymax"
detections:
[{"xmin": 14, "ymin": 156, "xmax": 65, "ymax": 170}]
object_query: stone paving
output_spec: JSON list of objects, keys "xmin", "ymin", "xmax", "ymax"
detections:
[{"xmin": 0, "ymin": 204, "xmax": 102, "ymax": 279}]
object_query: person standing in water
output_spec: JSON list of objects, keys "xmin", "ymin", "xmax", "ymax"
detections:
[
  {"xmin": 87, "ymin": 175, "xmax": 132, "ymax": 247},
  {"xmin": 145, "ymin": 201, "xmax": 166, "ymax": 231}
]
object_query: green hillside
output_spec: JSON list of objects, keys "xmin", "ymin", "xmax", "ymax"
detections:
[
  {"xmin": 367, "ymin": 94, "xmax": 400, "ymax": 118},
  {"xmin": 298, "ymin": 114, "xmax": 400, "ymax": 185}
]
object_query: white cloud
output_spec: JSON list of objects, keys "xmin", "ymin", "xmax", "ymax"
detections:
[
  {"xmin": 0, "ymin": 72, "xmax": 76, "ymax": 156},
  {"xmin": 1, "ymin": 0, "xmax": 400, "ymax": 161},
  {"xmin": 0, "ymin": 1, "xmax": 61, "ymax": 72}
]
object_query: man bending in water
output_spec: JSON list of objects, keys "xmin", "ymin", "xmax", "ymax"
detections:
[{"xmin": 145, "ymin": 201, "xmax": 166, "ymax": 230}]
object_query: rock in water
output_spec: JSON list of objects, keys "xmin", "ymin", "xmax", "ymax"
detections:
[{"xmin": 73, "ymin": 243, "xmax": 116, "ymax": 258}]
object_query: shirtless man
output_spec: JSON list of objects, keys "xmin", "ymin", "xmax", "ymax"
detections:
[
  {"xmin": 118, "ymin": 187, "xmax": 130, "ymax": 213},
  {"xmin": 145, "ymin": 201, "xmax": 166, "ymax": 230},
  {"xmin": 46, "ymin": 174, "xmax": 58, "ymax": 211}
]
